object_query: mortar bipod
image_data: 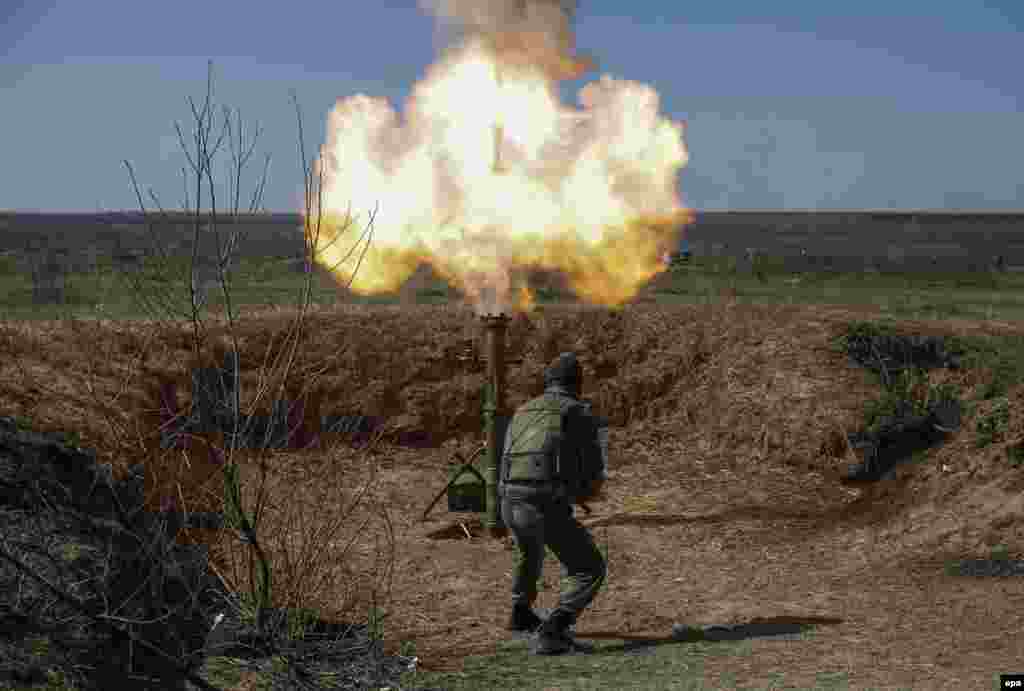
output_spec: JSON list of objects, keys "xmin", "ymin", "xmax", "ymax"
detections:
[{"xmin": 421, "ymin": 444, "xmax": 487, "ymax": 521}]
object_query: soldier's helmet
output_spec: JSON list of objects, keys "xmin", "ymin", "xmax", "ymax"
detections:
[{"xmin": 544, "ymin": 352, "xmax": 582, "ymax": 397}]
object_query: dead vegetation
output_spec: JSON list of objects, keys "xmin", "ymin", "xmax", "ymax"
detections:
[
  {"xmin": 0, "ymin": 63, "xmax": 416, "ymax": 691},
  {"xmin": 3, "ymin": 297, "xmax": 1024, "ymax": 687}
]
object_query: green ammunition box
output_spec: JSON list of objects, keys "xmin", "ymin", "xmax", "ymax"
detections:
[{"xmin": 447, "ymin": 464, "xmax": 486, "ymax": 513}]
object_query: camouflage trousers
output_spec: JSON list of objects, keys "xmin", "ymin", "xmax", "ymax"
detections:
[{"xmin": 500, "ymin": 486, "xmax": 606, "ymax": 625}]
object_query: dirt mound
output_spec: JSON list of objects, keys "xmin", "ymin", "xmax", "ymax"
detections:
[
  {"xmin": 3, "ymin": 303, "xmax": 1021, "ymax": 538},
  {"xmin": 0, "ymin": 416, "xmax": 425, "ymax": 691},
  {"xmin": 0, "ymin": 415, "xmax": 225, "ymax": 690},
  {"xmin": 3, "ymin": 302, "xmax": 1024, "ymax": 684}
]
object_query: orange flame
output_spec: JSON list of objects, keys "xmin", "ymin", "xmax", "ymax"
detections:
[{"xmin": 307, "ymin": 10, "xmax": 689, "ymax": 315}]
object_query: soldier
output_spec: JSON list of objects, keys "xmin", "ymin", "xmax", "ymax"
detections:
[{"xmin": 499, "ymin": 352, "xmax": 608, "ymax": 655}]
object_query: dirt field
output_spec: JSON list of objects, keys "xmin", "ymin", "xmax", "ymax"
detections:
[{"xmin": 2, "ymin": 299, "xmax": 1023, "ymax": 689}]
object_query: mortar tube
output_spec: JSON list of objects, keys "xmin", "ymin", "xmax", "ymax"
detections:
[
  {"xmin": 481, "ymin": 313, "xmax": 509, "ymax": 535},
  {"xmin": 493, "ymin": 54, "xmax": 505, "ymax": 175}
]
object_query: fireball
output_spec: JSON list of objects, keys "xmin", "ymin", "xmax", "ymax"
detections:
[{"xmin": 306, "ymin": 0, "xmax": 690, "ymax": 314}]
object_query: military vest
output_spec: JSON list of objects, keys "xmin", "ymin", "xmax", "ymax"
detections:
[{"xmin": 501, "ymin": 390, "xmax": 590, "ymax": 492}]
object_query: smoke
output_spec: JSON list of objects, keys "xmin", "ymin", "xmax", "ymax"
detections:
[
  {"xmin": 419, "ymin": 0, "xmax": 576, "ymax": 41},
  {"xmin": 418, "ymin": 0, "xmax": 591, "ymax": 80}
]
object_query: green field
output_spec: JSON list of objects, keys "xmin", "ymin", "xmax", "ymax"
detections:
[
  {"xmin": 650, "ymin": 255, "xmax": 1024, "ymax": 323},
  {"xmin": 2, "ymin": 250, "xmax": 1022, "ymax": 325},
  {"xmin": 396, "ymin": 631, "xmax": 857, "ymax": 691}
]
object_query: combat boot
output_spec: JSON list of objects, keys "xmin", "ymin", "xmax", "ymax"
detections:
[
  {"xmin": 533, "ymin": 610, "xmax": 594, "ymax": 655},
  {"xmin": 507, "ymin": 603, "xmax": 543, "ymax": 633}
]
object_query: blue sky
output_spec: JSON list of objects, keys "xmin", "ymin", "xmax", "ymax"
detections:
[{"xmin": 2, "ymin": 0, "xmax": 1021, "ymax": 212}]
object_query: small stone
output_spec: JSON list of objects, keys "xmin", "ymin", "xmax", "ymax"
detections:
[{"xmin": 671, "ymin": 623, "xmax": 703, "ymax": 640}]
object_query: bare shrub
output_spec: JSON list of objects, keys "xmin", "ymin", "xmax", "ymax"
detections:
[{"xmin": 2, "ymin": 62, "xmax": 401, "ymax": 689}]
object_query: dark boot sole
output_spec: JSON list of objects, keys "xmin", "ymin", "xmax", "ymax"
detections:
[
  {"xmin": 533, "ymin": 645, "xmax": 593, "ymax": 655},
  {"xmin": 533, "ymin": 637, "xmax": 594, "ymax": 655}
]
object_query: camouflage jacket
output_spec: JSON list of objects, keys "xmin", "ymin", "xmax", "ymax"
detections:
[{"xmin": 500, "ymin": 384, "xmax": 606, "ymax": 500}]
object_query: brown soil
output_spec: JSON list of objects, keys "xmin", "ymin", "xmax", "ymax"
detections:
[{"xmin": 2, "ymin": 299, "xmax": 1023, "ymax": 689}]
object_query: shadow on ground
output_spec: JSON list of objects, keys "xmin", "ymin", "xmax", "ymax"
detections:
[
  {"xmin": 428, "ymin": 494, "xmax": 904, "ymax": 543},
  {"xmin": 581, "ymin": 496, "xmax": 890, "ymax": 531},
  {"xmin": 582, "ymin": 615, "xmax": 845, "ymax": 656}
]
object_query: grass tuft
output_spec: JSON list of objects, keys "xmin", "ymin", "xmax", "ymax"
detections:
[{"xmin": 974, "ymin": 397, "xmax": 1011, "ymax": 449}]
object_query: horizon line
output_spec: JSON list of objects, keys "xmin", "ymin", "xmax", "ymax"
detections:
[{"xmin": 2, "ymin": 208, "xmax": 1023, "ymax": 216}]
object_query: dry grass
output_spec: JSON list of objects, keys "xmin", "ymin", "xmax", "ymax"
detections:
[{"xmin": 3, "ymin": 296, "xmax": 1024, "ymax": 688}]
